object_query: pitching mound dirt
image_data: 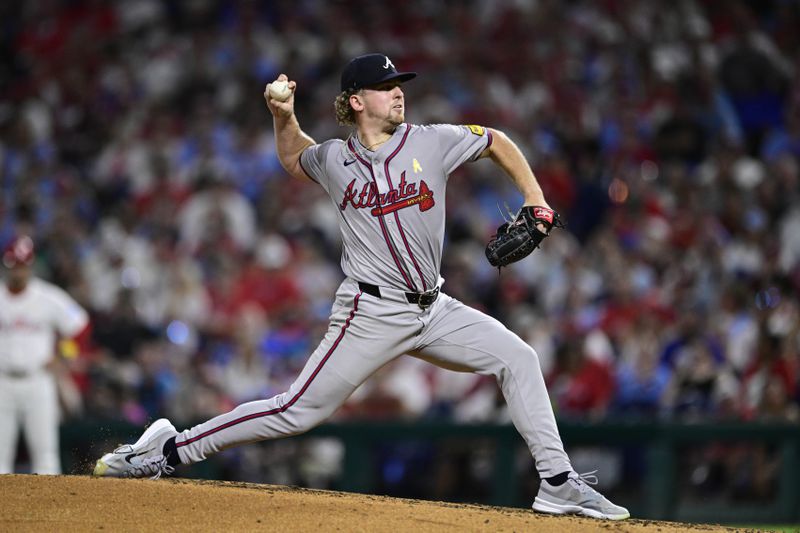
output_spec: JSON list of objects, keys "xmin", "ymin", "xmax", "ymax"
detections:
[{"xmin": 1, "ymin": 475, "xmax": 749, "ymax": 532}]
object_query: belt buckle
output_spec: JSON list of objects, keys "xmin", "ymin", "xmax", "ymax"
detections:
[{"xmin": 418, "ymin": 287, "xmax": 440, "ymax": 309}]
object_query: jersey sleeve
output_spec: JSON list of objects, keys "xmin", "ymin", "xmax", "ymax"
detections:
[
  {"xmin": 299, "ymin": 140, "xmax": 338, "ymax": 191},
  {"xmin": 49, "ymin": 286, "xmax": 89, "ymax": 338},
  {"xmin": 434, "ymin": 124, "xmax": 493, "ymax": 175}
]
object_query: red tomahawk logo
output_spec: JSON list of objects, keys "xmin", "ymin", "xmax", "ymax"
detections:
[{"xmin": 371, "ymin": 181, "xmax": 435, "ymax": 216}]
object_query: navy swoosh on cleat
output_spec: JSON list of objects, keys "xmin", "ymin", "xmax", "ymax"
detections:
[
  {"xmin": 344, "ymin": 159, "xmax": 356, "ymax": 166},
  {"xmin": 125, "ymin": 449, "xmax": 153, "ymax": 464}
]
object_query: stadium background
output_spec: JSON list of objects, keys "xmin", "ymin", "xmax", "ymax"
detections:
[{"xmin": 1, "ymin": 0, "xmax": 799, "ymax": 525}]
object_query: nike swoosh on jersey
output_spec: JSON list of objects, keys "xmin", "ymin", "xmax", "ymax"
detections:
[{"xmin": 344, "ymin": 159, "xmax": 357, "ymax": 166}]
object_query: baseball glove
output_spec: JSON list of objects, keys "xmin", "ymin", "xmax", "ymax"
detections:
[{"xmin": 485, "ymin": 205, "xmax": 562, "ymax": 268}]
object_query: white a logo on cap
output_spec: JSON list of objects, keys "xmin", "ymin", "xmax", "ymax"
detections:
[{"xmin": 383, "ymin": 56, "xmax": 395, "ymax": 70}]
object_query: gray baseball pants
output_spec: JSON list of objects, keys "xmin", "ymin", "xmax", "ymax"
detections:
[{"xmin": 175, "ymin": 277, "xmax": 572, "ymax": 477}]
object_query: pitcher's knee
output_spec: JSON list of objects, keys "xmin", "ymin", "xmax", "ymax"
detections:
[
  {"xmin": 496, "ymin": 345, "xmax": 543, "ymax": 381},
  {"xmin": 530, "ymin": 348, "xmax": 545, "ymax": 372},
  {"xmin": 508, "ymin": 343, "xmax": 541, "ymax": 368}
]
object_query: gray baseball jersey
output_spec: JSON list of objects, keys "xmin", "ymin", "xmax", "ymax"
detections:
[
  {"xmin": 174, "ymin": 123, "xmax": 572, "ymax": 478},
  {"xmin": 299, "ymin": 123, "xmax": 486, "ymax": 292}
]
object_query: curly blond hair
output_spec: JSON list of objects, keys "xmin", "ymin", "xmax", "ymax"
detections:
[{"xmin": 334, "ymin": 89, "xmax": 360, "ymax": 126}]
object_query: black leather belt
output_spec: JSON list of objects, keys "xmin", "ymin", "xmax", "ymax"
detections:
[
  {"xmin": 358, "ymin": 282, "xmax": 440, "ymax": 309},
  {"xmin": 1, "ymin": 369, "xmax": 32, "ymax": 379}
]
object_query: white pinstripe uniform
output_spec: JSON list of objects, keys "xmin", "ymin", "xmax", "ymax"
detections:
[
  {"xmin": 0, "ymin": 278, "xmax": 88, "ymax": 474},
  {"xmin": 173, "ymin": 122, "xmax": 573, "ymax": 478}
]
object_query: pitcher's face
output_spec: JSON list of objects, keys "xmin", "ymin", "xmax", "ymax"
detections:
[{"xmin": 359, "ymin": 81, "xmax": 405, "ymax": 127}]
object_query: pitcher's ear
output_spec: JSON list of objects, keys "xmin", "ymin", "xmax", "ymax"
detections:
[{"xmin": 349, "ymin": 93, "xmax": 364, "ymax": 112}]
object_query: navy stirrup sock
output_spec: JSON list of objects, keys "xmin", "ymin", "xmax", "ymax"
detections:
[
  {"xmin": 163, "ymin": 437, "xmax": 180, "ymax": 466},
  {"xmin": 544, "ymin": 471, "xmax": 570, "ymax": 486}
]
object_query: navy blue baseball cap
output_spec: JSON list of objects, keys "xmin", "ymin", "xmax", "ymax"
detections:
[{"xmin": 340, "ymin": 54, "xmax": 417, "ymax": 92}]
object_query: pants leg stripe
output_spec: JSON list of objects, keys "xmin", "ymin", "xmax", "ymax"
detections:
[{"xmin": 176, "ymin": 293, "xmax": 362, "ymax": 448}]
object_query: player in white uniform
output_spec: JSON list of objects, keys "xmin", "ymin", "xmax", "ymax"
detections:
[
  {"xmin": 93, "ymin": 54, "xmax": 628, "ymax": 520},
  {"xmin": 0, "ymin": 235, "xmax": 89, "ymax": 474}
]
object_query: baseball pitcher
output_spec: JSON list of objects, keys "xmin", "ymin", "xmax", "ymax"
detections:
[{"xmin": 93, "ymin": 54, "xmax": 629, "ymax": 520}]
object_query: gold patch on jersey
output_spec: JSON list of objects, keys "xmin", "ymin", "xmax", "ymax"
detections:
[
  {"xmin": 413, "ymin": 158, "xmax": 423, "ymax": 173},
  {"xmin": 466, "ymin": 125, "xmax": 485, "ymax": 136}
]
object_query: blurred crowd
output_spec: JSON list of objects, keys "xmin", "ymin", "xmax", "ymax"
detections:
[{"xmin": 2, "ymin": 0, "xmax": 799, "ymax": 441}]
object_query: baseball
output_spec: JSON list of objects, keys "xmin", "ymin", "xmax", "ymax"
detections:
[{"xmin": 269, "ymin": 80, "xmax": 291, "ymax": 102}]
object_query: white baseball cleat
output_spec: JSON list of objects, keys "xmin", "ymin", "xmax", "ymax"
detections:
[
  {"xmin": 532, "ymin": 471, "xmax": 630, "ymax": 520},
  {"xmin": 93, "ymin": 418, "xmax": 178, "ymax": 480}
]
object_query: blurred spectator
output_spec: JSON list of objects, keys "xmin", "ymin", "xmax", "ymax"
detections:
[
  {"xmin": 613, "ymin": 318, "xmax": 671, "ymax": 416},
  {"xmin": 178, "ymin": 171, "xmax": 257, "ymax": 256},
  {"xmin": 549, "ymin": 331, "xmax": 616, "ymax": 420}
]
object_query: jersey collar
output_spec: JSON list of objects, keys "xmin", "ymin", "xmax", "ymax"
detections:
[{"xmin": 347, "ymin": 123, "xmax": 408, "ymax": 161}]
